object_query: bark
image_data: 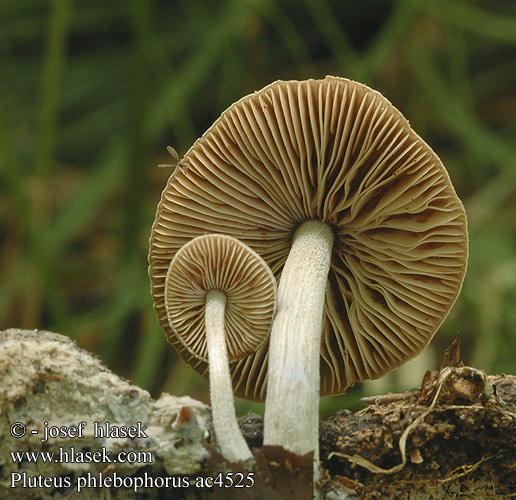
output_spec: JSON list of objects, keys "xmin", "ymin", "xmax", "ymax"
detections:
[{"xmin": 1, "ymin": 329, "xmax": 515, "ymax": 499}]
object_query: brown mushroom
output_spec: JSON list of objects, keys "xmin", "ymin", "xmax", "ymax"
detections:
[
  {"xmin": 164, "ymin": 233, "xmax": 276, "ymax": 462},
  {"xmin": 149, "ymin": 77, "xmax": 468, "ymax": 462}
]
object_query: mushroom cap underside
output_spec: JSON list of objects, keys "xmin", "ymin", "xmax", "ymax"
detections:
[
  {"xmin": 164, "ymin": 233, "xmax": 277, "ymax": 362},
  {"xmin": 149, "ymin": 76, "xmax": 468, "ymax": 401}
]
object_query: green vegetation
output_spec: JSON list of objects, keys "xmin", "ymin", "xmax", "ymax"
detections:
[{"xmin": 1, "ymin": 0, "xmax": 516, "ymax": 416}]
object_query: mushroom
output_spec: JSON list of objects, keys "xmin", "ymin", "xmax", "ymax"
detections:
[
  {"xmin": 163, "ymin": 233, "xmax": 277, "ymax": 463},
  {"xmin": 149, "ymin": 77, "xmax": 468, "ymax": 465}
]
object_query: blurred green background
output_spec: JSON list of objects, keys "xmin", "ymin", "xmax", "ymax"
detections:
[{"xmin": 1, "ymin": 0, "xmax": 516, "ymax": 417}]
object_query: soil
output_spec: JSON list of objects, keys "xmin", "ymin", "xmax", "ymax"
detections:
[{"xmin": 320, "ymin": 369, "xmax": 516, "ymax": 499}]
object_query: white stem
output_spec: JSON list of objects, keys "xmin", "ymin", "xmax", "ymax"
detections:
[
  {"xmin": 205, "ymin": 289, "xmax": 253, "ymax": 463},
  {"xmin": 264, "ymin": 220, "xmax": 334, "ymax": 456}
]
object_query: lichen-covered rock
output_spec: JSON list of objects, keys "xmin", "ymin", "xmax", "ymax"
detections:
[{"xmin": 0, "ymin": 329, "xmax": 211, "ymax": 499}]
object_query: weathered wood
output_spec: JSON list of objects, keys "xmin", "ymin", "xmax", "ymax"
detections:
[
  {"xmin": 2, "ymin": 329, "xmax": 515, "ymax": 499},
  {"xmin": 0, "ymin": 329, "xmax": 211, "ymax": 499}
]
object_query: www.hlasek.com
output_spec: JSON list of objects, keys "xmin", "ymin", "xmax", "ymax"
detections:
[{"xmin": 9, "ymin": 421, "xmax": 255, "ymax": 492}]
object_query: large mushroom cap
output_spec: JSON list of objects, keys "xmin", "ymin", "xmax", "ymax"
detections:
[
  {"xmin": 164, "ymin": 233, "xmax": 277, "ymax": 363},
  {"xmin": 149, "ymin": 76, "xmax": 468, "ymax": 401}
]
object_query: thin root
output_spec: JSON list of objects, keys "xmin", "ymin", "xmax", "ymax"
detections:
[{"xmin": 328, "ymin": 367, "xmax": 453, "ymax": 475}]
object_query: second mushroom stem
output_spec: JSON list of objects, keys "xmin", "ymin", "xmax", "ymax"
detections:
[
  {"xmin": 264, "ymin": 220, "xmax": 334, "ymax": 457},
  {"xmin": 205, "ymin": 289, "xmax": 253, "ymax": 463}
]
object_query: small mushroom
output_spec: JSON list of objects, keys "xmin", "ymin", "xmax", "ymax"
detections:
[
  {"xmin": 149, "ymin": 77, "xmax": 468, "ymax": 474},
  {"xmin": 164, "ymin": 233, "xmax": 277, "ymax": 463}
]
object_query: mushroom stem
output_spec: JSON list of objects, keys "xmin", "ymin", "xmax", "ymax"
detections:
[
  {"xmin": 205, "ymin": 289, "xmax": 253, "ymax": 463},
  {"xmin": 264, "ymin": 220, "xmax": 334, "ymax": 456}
]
